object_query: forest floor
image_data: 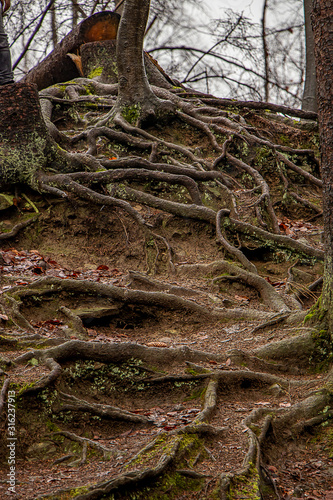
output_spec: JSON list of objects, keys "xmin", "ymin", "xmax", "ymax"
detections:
[{"xmin": 1, "ymin": 78, "xmax": 333, "ymax": 500}]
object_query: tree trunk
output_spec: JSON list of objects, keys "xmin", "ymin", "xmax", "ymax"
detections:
[
  {"xmin": 0, "ymin": 83, "xmax": 50, "ymax": 187},
  {"xmin": 0, "ymin": 83, "xmax": 77, "ymax": 190},
  {"xmin": 261, "ymin": 0, "xmax": 269, "ymax": 102},
  {"xmin": 21, "ymin": 11, "xmax": 120, "ymax": 90},
  {"xmin": 312, "ymin": 0, "xmax": 333, "ymax": 332},
  {"xmin": 81, "ymin": 40, "xmax": 118, "ymax": 83},
  {"xmin": 115, "ymin": 0, "xmax": 174, "ymax": 122},
  {"xmin": 81, "ymin": 39, "xmax": 173, "ymax": 88},
  {"xmin": 116, "ymin": 0, "xmax": 154, "ymax": 108},
  {"xmin": 302, "ymin": 0, "xmax": 318, "ymax": 112}
]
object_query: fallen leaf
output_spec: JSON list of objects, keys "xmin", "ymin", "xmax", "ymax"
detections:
[
  {"xmin": 234, "ymin": 294, "xmax": 249, "ymax": 302},
  {"xmin": 279, "ymin": 222, "xmax": 289, "ymax": 231}
]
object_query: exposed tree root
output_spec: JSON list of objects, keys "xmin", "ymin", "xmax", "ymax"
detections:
[
  {"xmin": 26, "ymin": 338, "xmax": 331, "ymax": 500},
  {"xmin": 0, "ymin": 216, "xmax": 38, "ymax": 241},
  {"xmin": 171, "ymin": 89, "xmax": 318, "ymax": 120},
  {"xmin": 56, "ymin": 391, "xmax": 151, "ymax": 424},
  {"xmin": 58, "ymin": 306, "xmax": 88, "ymax": 340},
  {"xmin": 1, "ymin": 69, "xmax": 329, "ymax": 500},
  {"xmin": 0, "ymin": 377, "xmax": 10, "ymax": 418},
  {"xmin": 177, "ymin": 260, "xmax": 292, "ymax": 312},
  {"xmin": 51, "ymin": 430, "xmax": 115, "ymax": 461},
  {"xmin": 19, "ymin": 358, "xmax": 62, "ymax": 396},
  {"xmin": 4, "ymin": 276, "xmax": 277, "ymax": 331}
]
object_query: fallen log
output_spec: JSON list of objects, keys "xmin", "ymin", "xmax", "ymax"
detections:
[{"xmin": 21, "ymin": 11, "xmax": 120, "ymax": 90}]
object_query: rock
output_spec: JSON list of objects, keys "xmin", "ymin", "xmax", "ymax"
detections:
[
  {"xmin": 267, "ymin": 383, "xmax": 285, "ymax": 397},
  {"xmin": 0, "ymin": 193, "xmax": 14, "ymax": 211},
  {"xmin": 26, "ymin": 441, "xmax": 57, "ymax": 458}
]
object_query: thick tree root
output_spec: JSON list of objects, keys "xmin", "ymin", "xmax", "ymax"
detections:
[
  {"xmin": 177, "ymin": 260, "xmax": 292, "ymax": 312},
  {"xmin": 25, "ymin": 337, "xmax": 331, "ymax": 500},
  {"xmin": 0, "ymin": 216, "xmax": 38, "ymax": 241},
  {"xmin": 4, "ymin": 276, "xmax": 277, "ymax": 331},
  {"xmin": 18, "ymin": 358, "xmax": 62, "ymax": 396}
]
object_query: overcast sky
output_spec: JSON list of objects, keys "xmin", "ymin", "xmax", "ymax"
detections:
[{"xmin": 206, "ymin": 0, "xmax": 263, "ymax": 22}]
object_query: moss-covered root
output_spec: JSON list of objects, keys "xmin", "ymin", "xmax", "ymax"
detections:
[
  {"xmin": 221, "ymin": 463, "xmax": 261, "ymax": 500},
  {"xmin": 1, "ymin": 294, "xmax": 35, "ymax": 332}
]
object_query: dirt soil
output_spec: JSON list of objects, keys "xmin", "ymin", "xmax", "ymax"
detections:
[
  {"xmin": 0, "ymin": 202, "xmax": 332, "ymax": 500},
  {"xmin": 1, "ymin": 80, "xmax": 333, "ymax": 500}
]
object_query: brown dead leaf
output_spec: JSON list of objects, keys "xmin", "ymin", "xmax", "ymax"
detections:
[{"xmin": 234, "ymin": 294, "xmax": 249, "ymax": 302}]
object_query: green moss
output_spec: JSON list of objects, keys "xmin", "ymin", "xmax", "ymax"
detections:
[
  {"xmin": 45, "ymin": 420, "xmax": 61, "ymax": 432},
  {"xmin": 70, "ymin": 486, "xmax": 89, "ymax": 497},
  {"xmin": 154, "ymin": 471, "xmax": 203, "ymax": 498},
  {"xmin": 127, "ymin": 433, "xmax": 179, "ymax": 469},
  {"xmin": 17, "ymin": 381, "xmax": 36, "ymax": 396},
  {"xmin": 117, "ymin": 471, "xmax": 203, "ymax": 500},
  {"xmin": 309, "ymin": 328, "xmax": 333, "ymax": 371},
  {"xmin": 184, "ymin": 386, "xmax": 206, "ymax": 401},
  {"xmin": 83, "ymin": 84, "xmax": 95, "ymax": 95},
  {"xmin": 0, "ymin": 132, "xmax": 49, "ymax": 186},
  {"xmin": 122, "ymin": 433, "xmax": 205, "ymax": 499},
  {"xmin": 122, "ymin": 103, "xmax": 142, "ymax": 125},
  {"xmin": 254, "ymin": 146, "xmax": 270, "ymax": 168},
  {"xmin": 228, "ymin": 463, "xmax": 260, "ymax": 499},
  {"xmin": 304, "ymin": 295, "xmax": 325, "ymax": 324},
  {"xmin": 88, "ymin": 67, "xmax": 103, "ymax": 79}
]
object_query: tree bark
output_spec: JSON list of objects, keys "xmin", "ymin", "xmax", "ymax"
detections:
[
  {"xmin": 0, "ymin": 83, "xmax": 50, "ymax": 187},
  {"xmin": 116, "ymin": 0, "xmax": 154, "ymax": 108},
  {"xmin": 81, "ymin": 40, "xmax": 118, "ymax": 83},
  {"xmin": 0, "ymin": 83, "xmax": 78, "ymax": 190},
  {"xmin": 261, "ymin": 0, "xmax": 269, "ymax": 102},
  {"xmin": 115, "ymin": 0, "xmax": 174, "ymax": 122},
  {"xmin": 302, "ymin": 0, "xmax": 318, "ymax": 112},
  {"xmin": 312, "ymin": 0, "xmax": 333, "ymax": 331},
  {"xmin": 81, "ymin": 39, "xmax": 173, "ymax": 88}
]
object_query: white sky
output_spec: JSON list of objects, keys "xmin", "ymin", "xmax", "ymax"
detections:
[{"xmin": 206, "ymin": 0, "xmax": 263, "ymax": 21}]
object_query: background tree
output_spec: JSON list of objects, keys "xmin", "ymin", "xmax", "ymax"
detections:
[
  {"xmin": 312, "ymin": 0, "xmax": 333, "ymax": 332},
  {"xmin": 5, "ymin": 0, "xmax": 307, "ymax": 107},
  {"xmin": 302, "ymin": 0, "xmax": 317, "ymax": 111}
]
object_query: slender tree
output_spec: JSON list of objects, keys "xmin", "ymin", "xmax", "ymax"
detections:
[
  {"xmin": 302, "ymin": 0, "xmax": 317, "ymax": 111},
  {"xmin": 312, "ymin": 0, "xmax": 333, "ymax": 332}
]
